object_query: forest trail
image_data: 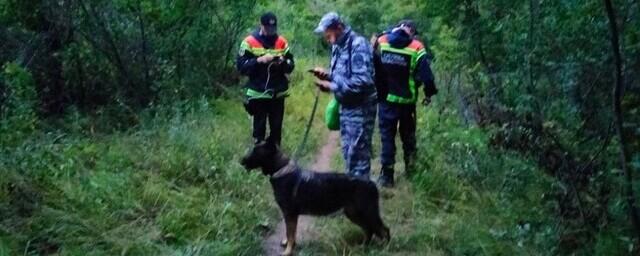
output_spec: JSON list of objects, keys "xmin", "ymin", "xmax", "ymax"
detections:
[
  {"xmin": 4, "ymin": 1, "xmax": 637, "ymax": 255},
  {"xmin": 262, "ymin": 131, "xmax": 340, "ymax": 256}
]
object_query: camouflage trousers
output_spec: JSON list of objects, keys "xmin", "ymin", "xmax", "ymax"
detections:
[{"xmin": 339, "ymin": 100, "xmax": 377, "ymax": 178}]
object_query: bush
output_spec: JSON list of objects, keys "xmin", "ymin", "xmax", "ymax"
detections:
[{"xmin": 0, "ymin": 62, "xmax": 38, "ymax": 147}]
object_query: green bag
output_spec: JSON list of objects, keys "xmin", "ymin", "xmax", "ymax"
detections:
[{"xmin": 325, "ymin": 97, "xmax": 340, "ymax": 131}]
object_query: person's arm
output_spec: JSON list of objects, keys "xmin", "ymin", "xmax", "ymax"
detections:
[
  {"xmin": 282, "ymin": 50, "xmax": 295, "ymax": 74},
  {"xmin": 373, "ymin": 38, "xmax": 388, "ymax": 101},
  {"xmin": 329, "ymin": 37, "xmax": 375, "ymax": 98},
  {"xmin": 237, "ymin": 40, "xmax": 259, "ymax": 76},
  {"xmin": 416, "ymin": 54, "xmax": 437, "ymax": 99}
]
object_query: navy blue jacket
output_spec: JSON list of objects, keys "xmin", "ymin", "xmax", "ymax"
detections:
[
  {"xmin": 237, "ymin": 30, "xmax": 295, "ymax": 96},
  {"xmin": 374, "ymin": 30, "xmax": 437, "ymax": 102}
]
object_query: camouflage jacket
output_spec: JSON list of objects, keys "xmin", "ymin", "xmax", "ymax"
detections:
[{"xmin": 329, "ymin": 28, "xmax": 377, "ymax": 107}]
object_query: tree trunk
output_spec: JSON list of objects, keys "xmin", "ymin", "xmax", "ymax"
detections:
[
  {"xmin": 603, "ymin": 0, "xmax": 640, "ymax": 240},
  {"xmin": 135, "ymin": 2, "xmax": 151, "ymax": 94}
]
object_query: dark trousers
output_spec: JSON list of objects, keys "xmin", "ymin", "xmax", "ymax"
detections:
[
  {"xmin": 251, "ymin": 98, "xmax": 285, "ymax": 145},
  {"xmin": 378, "ymin": 101, "xmax": 416, "ymax": 167}
]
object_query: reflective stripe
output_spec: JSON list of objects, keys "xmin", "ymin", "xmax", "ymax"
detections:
[
  {"xmin": 416, "ymin": 50, "xmax": 427, "ymax": 60},
  {"xmin": 386, "ymin": 77, "xmax": 417, "ymax": 104},
  {"xmin": 242, "ymin": 35, "xmax": 289, "ymax": 57},
  {"xmin": 246, "ymin": 88, "xmax": 289, "ymax": 99},
  {"xmin": 379, "ymin": 42, "xmax": 424, "ymax": 104},
  {"xmin": 246, "ymin": 48, "xmax": 288, "ymax": 56},
  {"xmin": 241, "ymin": 35, "xmax": 290, "ymax": 100},
  {"xmin": 380, "ymin": 43, "xmax": 419, "ymax": 56},
  {"xmin": 240, "ymin": 41, "xmax": 251, "ymax": 52},
  {"xmin": 386, "ymin": 94, "xmax": 415, "ymax": 104}
]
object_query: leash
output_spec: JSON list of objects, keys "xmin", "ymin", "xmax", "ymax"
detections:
[
  {"xmin": 291, "ymin": 87, "xmax": 321, "ymax": 162},
  {"xmin": 242, "ymin": 56, "xmax": 320, "ymax": 163},
  {"xmin": 271, "ymin": 87, "xmax": 319, "ymax": 202}
]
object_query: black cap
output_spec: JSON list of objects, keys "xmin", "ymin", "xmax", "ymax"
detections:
[
  {"xmin": 261, "ymin": 12, "xmax": 278, "ymax": 27},
  {"xmin": 397, "ymin": 19, "xmax": 418, "ymax": 35}
]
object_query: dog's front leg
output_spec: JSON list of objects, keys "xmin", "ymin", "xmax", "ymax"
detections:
[{"xmin": 281, "ymin": 215, "xmax": 298, "ymax": 256}]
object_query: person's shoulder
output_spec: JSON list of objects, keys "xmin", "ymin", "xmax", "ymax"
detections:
[
  {"xmin": 351, "ymin": 34, "xmax": 371, "ymax": 49},
  {"xmin": 377, "ymin": 34, "xmax": 389, "ymax": 44},
  {"xmin": 352, "ymin": 34, "xmax": 367, "ymax": 45},
  {"xmin": 242, "ymin": 34, "xmax": 255, "ymax": 41},
  {"xmin": 242, "ymin": 35, "xmax": 258, "ymax": 44},
  {"xmin": 277, "ymin": 35, "xmax": 289, "ymax": 43},
  {"xmin": 242, "ymin": 34, "xmax": 263, "ymax": 49},
  {"xmin": 408, "ymin": 39, "xmax": 425, "ymax": 51},
  {"xmin": 276, "ymin": 35, "xmax": 289, "ymax": 48}
]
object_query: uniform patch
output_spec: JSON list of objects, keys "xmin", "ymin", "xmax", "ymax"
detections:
[
  {"xmin": 381, "ymin": 52, "xmax": 408, "ymax": 66},
  {"xmin": 351, "ymin": 53, "xmax": 367, "ymax": 73}
]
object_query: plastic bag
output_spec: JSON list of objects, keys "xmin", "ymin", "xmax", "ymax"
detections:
[{"xmin": 325, "ymin": 97, "xmax": 340, "ymax": 131}]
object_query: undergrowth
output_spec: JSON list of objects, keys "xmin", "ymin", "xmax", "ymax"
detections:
[{"xmin": 0, "ymin": 61, "xmax": 325, "ymax": 255}]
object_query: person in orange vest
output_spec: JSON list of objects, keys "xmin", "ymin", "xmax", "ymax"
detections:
[
  {"xmin": 373, "ymin": 20, "xmax": 437, "ymax": 187},
  {"xmin": 237, "ymin": 12, "xmax": 295, "ymax": 146}
]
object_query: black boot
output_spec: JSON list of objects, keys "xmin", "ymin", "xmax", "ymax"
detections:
[{"xmin": 377, "ymin": 165, "xmax": 395, "ymax": 188}]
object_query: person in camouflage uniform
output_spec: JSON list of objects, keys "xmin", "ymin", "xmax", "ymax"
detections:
[{"xmin": 312, "ymin": 12, "xmax": 377, "ymax": 178}]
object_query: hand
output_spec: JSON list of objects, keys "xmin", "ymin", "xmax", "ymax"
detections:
[
  {"xmin": 422, "ymin": 97, "xmax": 432, "ymax": 106},
  {"xmin": 271, "ymin": 55, "xmax": 285, "ymax": 65},
  {"xmin": 314, "ymin": 79, "xmax": 331, "ymax": 93},
  {"xmin": 257, "ymin": 54, "xmax": 275, "ymax": 63},
  {"xmin": 311, "ymin": 67, "xmax": 330, "ymax": 81}
]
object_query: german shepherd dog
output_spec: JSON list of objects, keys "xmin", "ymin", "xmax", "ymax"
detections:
[{"xmin": 240, "ymin": 141, "xmax": 390, "ymax": 255}]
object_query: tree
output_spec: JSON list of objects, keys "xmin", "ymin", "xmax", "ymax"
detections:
[{"xmin": 603, "ymin": 0, "xmax": 640, "ymax": 241}]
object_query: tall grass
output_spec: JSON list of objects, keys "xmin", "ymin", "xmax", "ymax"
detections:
[
  {"xmin": 298, "ymin": 90, "xmax": 563, "ymax": 255},
  {"xmin": 0, "ymin": 63, "xmax": 327, "ymax": 255}
]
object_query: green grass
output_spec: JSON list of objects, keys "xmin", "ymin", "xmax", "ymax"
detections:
[
  {"xmin": 0, "ymin": 65, "xmax": 327, "ymax": 255},
  {"xmin": 1, "ymin": 55, "xmax": 624, "ymax": 256},
  {"xmin": 295, "ymin": 97, "xmax": 561, "ymax": 256}
]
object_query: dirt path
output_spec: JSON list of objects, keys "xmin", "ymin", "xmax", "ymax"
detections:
[{"xmin": 262, "ymin": 131, "xmax": 340, "ymax": 256}]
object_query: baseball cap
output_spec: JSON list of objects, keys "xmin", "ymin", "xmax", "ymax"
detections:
[
  {"xmin": 261, "ymin": 12, "xmax": 278, "ymax": 33},
  {"xmin": 314, "ymin": 12, "xmax": 343, "ymax": 34},
  {"xmin": 397, "ymin": 19, "xmax": 419, "ymax": 35}
]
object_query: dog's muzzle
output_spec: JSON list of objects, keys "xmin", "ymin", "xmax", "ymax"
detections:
[
  {"xmin": 239, "ymin": 157, "xmax": 249, "ymax": 169},
  {"xmin": 239, "ymin": 156, "xmax": 255, "ymax": 171}
]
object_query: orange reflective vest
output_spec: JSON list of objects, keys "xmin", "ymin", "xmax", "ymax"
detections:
[
  {"xmin": 240, "ymin": 35, "xmax": 291, "ymax": 99},
  {"xmin": 377, "ymin": 35, "xmax": 427, "ymax": 104},
  {"xmin": 240, "ymin": 35, "xmax": 290, "ymax": 57}
]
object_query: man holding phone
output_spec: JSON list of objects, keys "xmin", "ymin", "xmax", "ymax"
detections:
[
  {"xmin": 311, "ymin": 12, "xmax": 377, "ymax": 178},
  {"xmin": 237, "ymin": 12, "xmax": 295, "ymax": 146}
]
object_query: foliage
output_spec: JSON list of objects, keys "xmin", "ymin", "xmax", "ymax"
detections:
[
  {"xmin": 0, "ymin": 0, "xmax": 258, "ymax": 116},
  {"xmin": 0, "ymin": 83, "xmax": 324, "ymax": 255},
  {"xmin": 0, "ymin": 62, "xmax": 37, "ymax": 147},
  {"xmin": 0, "ymin": 0, "xmax": 639, "ymax": 255}
]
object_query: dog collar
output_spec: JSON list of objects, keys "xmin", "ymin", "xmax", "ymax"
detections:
[{"xmin": 271, "ymin": 161, "xmax": 296, "ymax": 178}]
